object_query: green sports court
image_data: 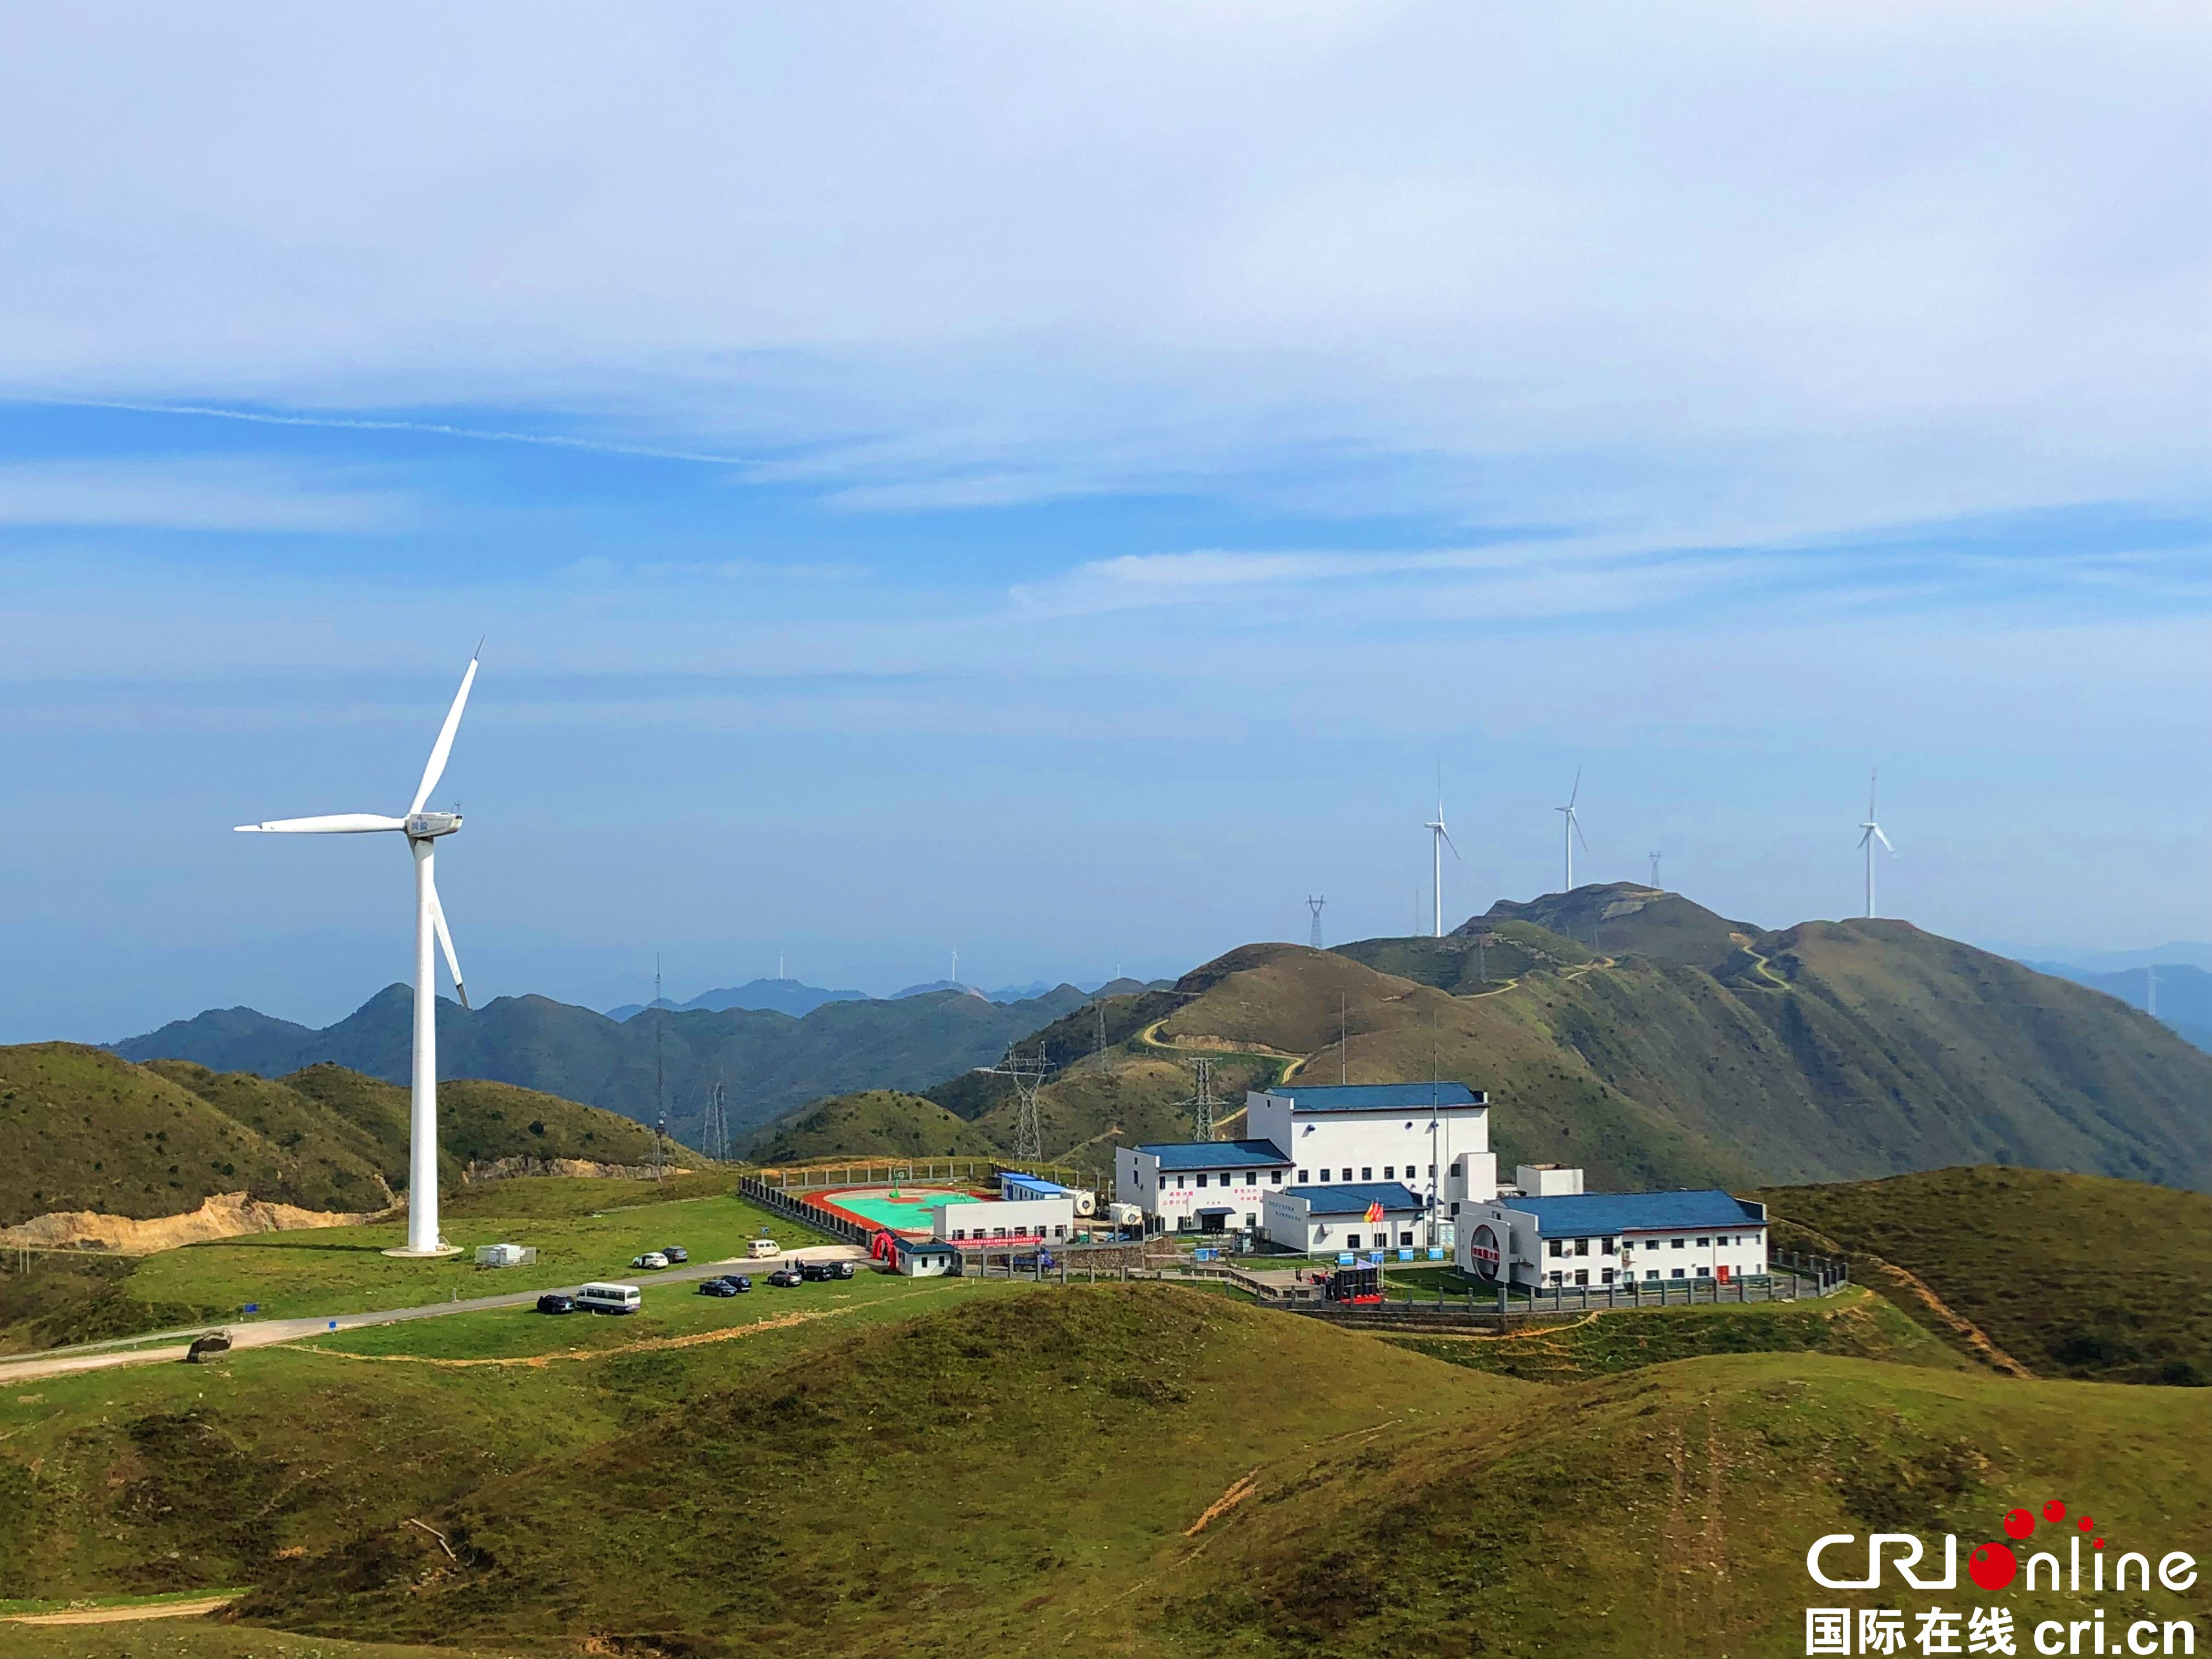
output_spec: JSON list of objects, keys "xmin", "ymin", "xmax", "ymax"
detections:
[{"xmin": 809, "ymin": 1185, "xmax": 983, "ymax": 1235}]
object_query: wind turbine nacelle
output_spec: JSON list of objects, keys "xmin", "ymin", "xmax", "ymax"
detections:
[{"xmin": 406, "ymin": 811, "xmax": 464, "ymax": 839}]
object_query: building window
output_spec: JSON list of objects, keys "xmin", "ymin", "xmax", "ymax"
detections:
[
  {"xmin": 1176, "ymin": 1175, "xmax": 1187, "ymax": 1189},
  {"xmin": 1384, "ymin": 1165, "xmax": 1395, "ymax": 1180},
  {"xmin": 951, "ymin": 1228, "xmax": 966, "ymax": 1240},
  {"xmin": 1696, "ymin": 1265, "xmax": 1711, "ymax": 1278},
  {"xmin": 1601, "ymin": 1268, "xmax": 1616, "ymax": 1285},
  {"xmin": 1449, "ymin": 1201, "xmax": 1461, "ymax": 1217},
  {"xmin": 1243, "ymin": 1171, "xmax": 1255, "ymax": 1184},
  {"xmin": 1269, "ymin": 1170, "xmax": 1283, "ymax": 1185},
  {"xmin": 1428, "ymin": 1163, "xmax": 1436, "ymax": 1177},
  {"xmin": 1696, "ymin": 1236, "xmax": 1710, "ymax": 1248},
  {"xmin": 1346, "ymin": 1233, "xmax": 1362, "ymax": 1250},
  {"xmin": 1245, "ymin": 1214, "xmax": 1255, "ymax": 1229},
  {"xmin": 1361, "ymin": 1167, "xmax": 1373, "ymax": 1181},
  {"xmin": 1451, "ymin": 1159, "xmax": 1464, "ymax": 1177},
  {"xmin": 1548, "ymin": 1271, "xmax": 1563, "ymax": 1285},
  {"xmin": 1601, "ymin": 1236, "xmax": 1616, "ymax": 1255},
  {"xmin": 1296, "ymin": 1169, "xmax": 1309, "ymax": 1183},
  {"xmin": 1547, "ymin": 1239, "xmax": 1563, "ymax": 1259},
  {"xmin": 1574, "ymin": 1269, "xmax": 1588, "ymax": 1286},
  {"xmin": 1645, "ymin": 1269, "xmax": 1660, "ymax": 1280},
  {"xmin": 1573, "ymin": 1238, "xmax": 1589, "ymax": 1257},
  {"xmin": 1193, "ymin": 1172, "xmax": 1207, "ymax": 1188},
  {"xmin": 1398, "ymin": 1231, "xmax": 1412, "ymax": 1246},
  {"xmin": 1670, "ymin": 1237, "xmax": 1684, "ymax": 1249},
  {"xmin": 1671, "ymin": 1268, "xmax": 1685, "ymax": 1279}
]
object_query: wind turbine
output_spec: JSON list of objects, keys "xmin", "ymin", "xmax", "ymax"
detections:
[
  {"xmin": 1857, "ymin": 768, "xmax": 1895, "ymax": 918},
  {"xmin": 1555, "ymin": 770, "xmax": 1588, "ymax": 892},
  {"xmin": 235, "ymin": 648, "xmax": 480, "ymax": 1257},
  {"xmin": 1425, "ymin": 790, "xmax": 1460, "ymax": 938}
]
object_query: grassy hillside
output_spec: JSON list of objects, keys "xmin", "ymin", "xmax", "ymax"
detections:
[
  {"xmin": 198, "ymin": 1286, "xmax": 2212, "ymax": 1657},
  {"xmin": 0, "ymin": 1046, "xmax": 391, "ymax": 1228},
  {"xmin": 116, "ymin": 983, "xmax": 1094, "ymax": 1148},
  {"xmin": 1758, "ymin": 1165, "xmax": 2212, "ymax": 1385},
  {"xmin": 1471, "ymin": 882, "xmax": 1757, "ymax": 967},
  {"xmin": 1335, "ymin": 919, "xmax": 1592, "ymax": 994},
  {"xmin": 744, "ymin": 1089, "xmax": 1003, "ymax": 1161},
  {"xmin": 0, "ymin": 1048, "xmax": 702, "ymax": 1236}
]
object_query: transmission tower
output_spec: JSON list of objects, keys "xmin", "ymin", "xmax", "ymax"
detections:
[
  {"xmin": 987, "ymin": 1045, "xmax": 1052, "ymax": 1163},
  {"xmin": 1094, "ymin": 1000, "xmax": 1109, "ymax": 1073},
  {"xmin": 700, "ymin": 1079, "xmax": 731, "ymax": 1161},
  {"xmin": 1307, "ymin": 894, "xmax": 1326, "ymax": 949},
  {"xmin": 1648, "ymin": 851, "xmax": 1662, "ymax": 888},
  {"xmin": 1176, "ymin": 1056, "xmax": 1224, "ymax": 1143}
]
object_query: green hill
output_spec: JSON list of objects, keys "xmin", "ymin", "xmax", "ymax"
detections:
[
  {"xmin": 0, "ymin": 1047, "xmax": 702, "ymax": 1232},
  {"xmin": 217, "ymin": 1285, "xmax": 2212, "ymax": 1658},
  {"xmin": 115, "ymin": 983, "xmax": 1094, "ymax": 1148},
  {"xmin": 1758, "ymin": 1165, "xmax": 2212, "ymax": 1385},
  {"xmin": 1469, "ymin": 881, "xmax": 1757, "ymax": 967},
  {"xmin": 744, "ymin": 1089, "xmax": 1003, "ymax": 1161}
]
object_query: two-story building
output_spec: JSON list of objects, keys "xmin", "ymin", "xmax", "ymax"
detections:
[
  {"xmin": 1456, "ymin": 1188, "xmax": 1770, "ymax": 1288},
  {"xmin": 1113, "ymin": 1138, "xmax": 1294, "ymax": 1234},
  {"xmin": 1261, "ymin": 1181, "xmax": 1427, "ymax": 1254}
]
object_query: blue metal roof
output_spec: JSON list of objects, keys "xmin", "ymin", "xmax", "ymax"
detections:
[
  {"xmin": 1130, "ymin": 1139, "xmax": 1291, "ymax": 1170},
  {"xmin": 1506, "ymin": 1191, "xmax": 1766, "ymax": 1238},
  {"xmin": 1260, "ymin": 1082, "xmax": 1483, "ymax": 1112},
  {"xmin": 1290, "ymin": 1181, "xmax": 1426, "ymax": 1216},
  {"xmin": 1001, "ymin": 1173, "xmax": 1075, "ymax": 1197}
]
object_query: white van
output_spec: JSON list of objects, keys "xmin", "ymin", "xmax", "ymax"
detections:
[
  {"xmin": 746, "ymin": 1238, "xmax": 782, "ymax": 1260},
  {"xmin": 577, "ymin": 1282, "xmax": 642, "ymax": 1315}
]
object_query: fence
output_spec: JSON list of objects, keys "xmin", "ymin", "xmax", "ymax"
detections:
[
  {"xmin": 751, "ymin": 1159, "xmax": 1106, "ymax": 1200},
  {"xmin": 1281, "ymin": 1260, "xmax": 1849, "ymax": 1329},
  {"xmin": 736, "ymin": 1176, "xmax": 873, "ymax": 1248}
]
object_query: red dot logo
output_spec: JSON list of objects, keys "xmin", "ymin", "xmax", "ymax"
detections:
[
  {"xmin": 2078, "ymin": 1516, "xmax": 2095, "ymax": 1532},
  {"xmin": 1971, "ymin": 1542, "xmax": 2019, "ymax": 1591},
  {"xmin": 2042, "ymin": 1500, "xmax": 2067, "ymax": 1523},
  {"xmin": 2004, "ymin": 1507, "xmax": 2035, "ymax": 1539}
]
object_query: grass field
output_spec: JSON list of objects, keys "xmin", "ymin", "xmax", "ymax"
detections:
[
  {"xmin": 0, "ymin": 1176, "xmax": 821, "ymax": 1350},
  {"xmin": 1757, "ymin": 1166, "xmax": 2212, "ymax": 1384}
]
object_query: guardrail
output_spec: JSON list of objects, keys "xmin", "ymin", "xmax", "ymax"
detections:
[{"xmin": 736, "ymin": 1177, "xmax": 871, "ymax": 1248}]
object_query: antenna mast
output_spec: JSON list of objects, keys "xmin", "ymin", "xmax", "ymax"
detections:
[
  {"xmin": 653, "ymin": 952, "xmax": 664, "ymax": 1145},
  {"xmin": 986, "ymin": 1044, "xmax": 1052, "ymax": 1163},
  {"xmin": 1175, "ymin": 1056, "xmax": 1224, "ymax": 1143},
  {"xmin": 1307, "ymin": 894, "xmax": 1326, "ymax": 949}
]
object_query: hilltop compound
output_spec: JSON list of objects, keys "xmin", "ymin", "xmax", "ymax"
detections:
[
  {"xmin": 1457, "ymin": 1189, "xmax": 1770, "ymax": 1288},
  {"xmin": 1114, "ymin": 1082, "xmax": 1500, "ymax": 1243}
]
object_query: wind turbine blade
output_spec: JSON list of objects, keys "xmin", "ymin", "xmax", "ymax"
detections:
[
  {"xmin": 1441, "ymin": 828, "xmax": 1463, "ymax": 861},
  {"xmin": 1874, "ymin": 827, "xmax": 1895, "ymax": 853},
  {"xmin": 426, "ymin": 874, "xmax": 467, "ymax": 1009},
  {"xmin": 1568, "ymin": 767, "xmax": 1582, "ymax": 810},
  {"xmin": 1572, "ymin": 814, "xmax": 1590, "ymax": 853},
  {"xmin": 234, "ymin": 814, "xmax": 407, "ymax": 834},
  {"xmin": 408, "ymin": 651, "xmax": 481, "ymax": 816},
  {"xmin": 1868, "ymin": 767, "xmax": 1878, "ymax": 820}
]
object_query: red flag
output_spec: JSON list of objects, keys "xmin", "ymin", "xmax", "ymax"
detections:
[{"xmin": 1364, "ymin": 1200, "xmax": 1384, "ymax": 1223}]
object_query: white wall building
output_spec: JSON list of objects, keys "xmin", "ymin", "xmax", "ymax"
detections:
[
  {"xmin": 1245, "ymin": 1082, "xmax": 1499, "ymax": 1244},
  {"xmin": 1514, "ymin": 1164, "xmax": 1583, "ymax": 1197},
  {"xmin": 1457, "ymin": 1190, "xmax": 1770, "ymax": 1288},
  {"xmin": 1114, "ymin": 1139, "xmax": 1294, "ymax": 1234},
  {"xmin": 1261, "ymin": 1181, "xmax": 1427, "ymax": 1255},
  {"xmin": 931, "ymin": 1195, "xmax": 1078, "ymax": 1246}
]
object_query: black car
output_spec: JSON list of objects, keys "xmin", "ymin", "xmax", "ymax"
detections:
[
  {"xmin": 537, "ymin": 1293, "xmax": 576, "ymax": 1314},
  {"xmin": 697, "ymin": 1275, "xmax": 752, "ymax": 1296},
  {"xmin": 661, "ymin": 1245, "xmax": 689, "ymax": 1263},
  {"xmin": 798, "ymin": 1259, "xmax": 857, "ymax": 1282},
  {"xmin": 766, "ymin": 1267, "xmax": 804, "ymax": 1288}
]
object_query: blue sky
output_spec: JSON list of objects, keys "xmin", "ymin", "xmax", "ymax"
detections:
[{"xmin": 0, "ymin": 5, "xmax": 2206, "ymax": 1040}]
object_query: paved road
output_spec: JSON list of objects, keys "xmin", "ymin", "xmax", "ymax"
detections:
[{"xmin": 0, "ymin": 1243, "xmax": 866, "ymax": 1385}]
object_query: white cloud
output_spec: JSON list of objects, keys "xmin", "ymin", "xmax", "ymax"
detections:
[{"xmin": 0, "ymin": 4, "xmax": 2202, "ymax": 539}]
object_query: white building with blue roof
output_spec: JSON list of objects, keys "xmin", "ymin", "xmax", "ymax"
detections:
[
  {"xmin": 1116, "ymin": 1081, "xmax": 1499, "ymax": 1242},
  {"xmin": 1458, "ymin": 1189, "xmax": 1769, "ymax": 1289},
  {"xmin": 1114, "ymin": 1138, "xmax": 1294, "ymax": 1235},
  {"xmin": 1261, "ymin": 1180, "xmax": 1427, "ymax": 1255}
]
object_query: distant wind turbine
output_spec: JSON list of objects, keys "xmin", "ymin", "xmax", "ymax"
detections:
[
  {"xmin": 1555, "ymin": 770, "xmax": 1589, "ymax": 892},
  {"xmin": 1425, "ymin": 790, "xmax": 1461, "ymax": 938},
  {"xmin": 234, "ymin": 647, "xmax": 481, "ymax": 1257},
  {"xmin": 1857, "ymin": 769, "xmax": 1895, "ymax": 918}
]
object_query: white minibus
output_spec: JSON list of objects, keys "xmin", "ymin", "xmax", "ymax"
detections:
[{"xmin": 577, "ymin": 1282, "xmax": 643, "ymax": 1314}]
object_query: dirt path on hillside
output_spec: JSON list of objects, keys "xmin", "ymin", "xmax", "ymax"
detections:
[
  {"xmin": 1782, "ymin": 1221, "xmax": 2032, "ymax": 1377},
  {"xmin": 3, "ymin": 1595, "xmax": 232, "ymax": 1626},
  {"xmin": 297, "ymin": 1305, "xmax": 862, "ymax": 1369}
]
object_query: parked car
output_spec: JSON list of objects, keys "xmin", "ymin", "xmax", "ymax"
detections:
[
  {"xmin": 798, "ymin": 1259, "xmax": 857, "ymax": 1282},
  {"xmin": 661, "ymin": 1245, "xmax": 689, "ymax": 1263},
  {"xmin": 725, "ymin": 1274, "xmax": 751, "ymax": 1293},
  {"xmin": 630, "ymin": 1251, "xmax": 670, "ymax": 1270},
  {"xmin": 746, "ymin": 1237, "xmax": 782, "ymax": 1259},
  {"xmin": 536, "ymin": 1293, "xmax": 576, "ymax": 1314},
  {"xmin": 766, "ymin": 1267, "xmax": 804, "ymax": 1288},
  {"xmin": 696, "ymin": 1277, "xmax": 741, "ymax": 1297}
]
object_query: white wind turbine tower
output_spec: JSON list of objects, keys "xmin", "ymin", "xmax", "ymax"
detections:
[
  {"xmin": 1555, "ymin": 770, "xmax": 1588, "ymax": 892},
  {"xmin": 1857, "ymin": 768, "xmax": 1895, "ymax": 918},
  {"xmin": 1424, "ymin": 789, "xmax": 1461, "ymax": 938},
  {"xmin": 235, "ymin": 648, "xmax": 481, "ymax": 1257}
]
